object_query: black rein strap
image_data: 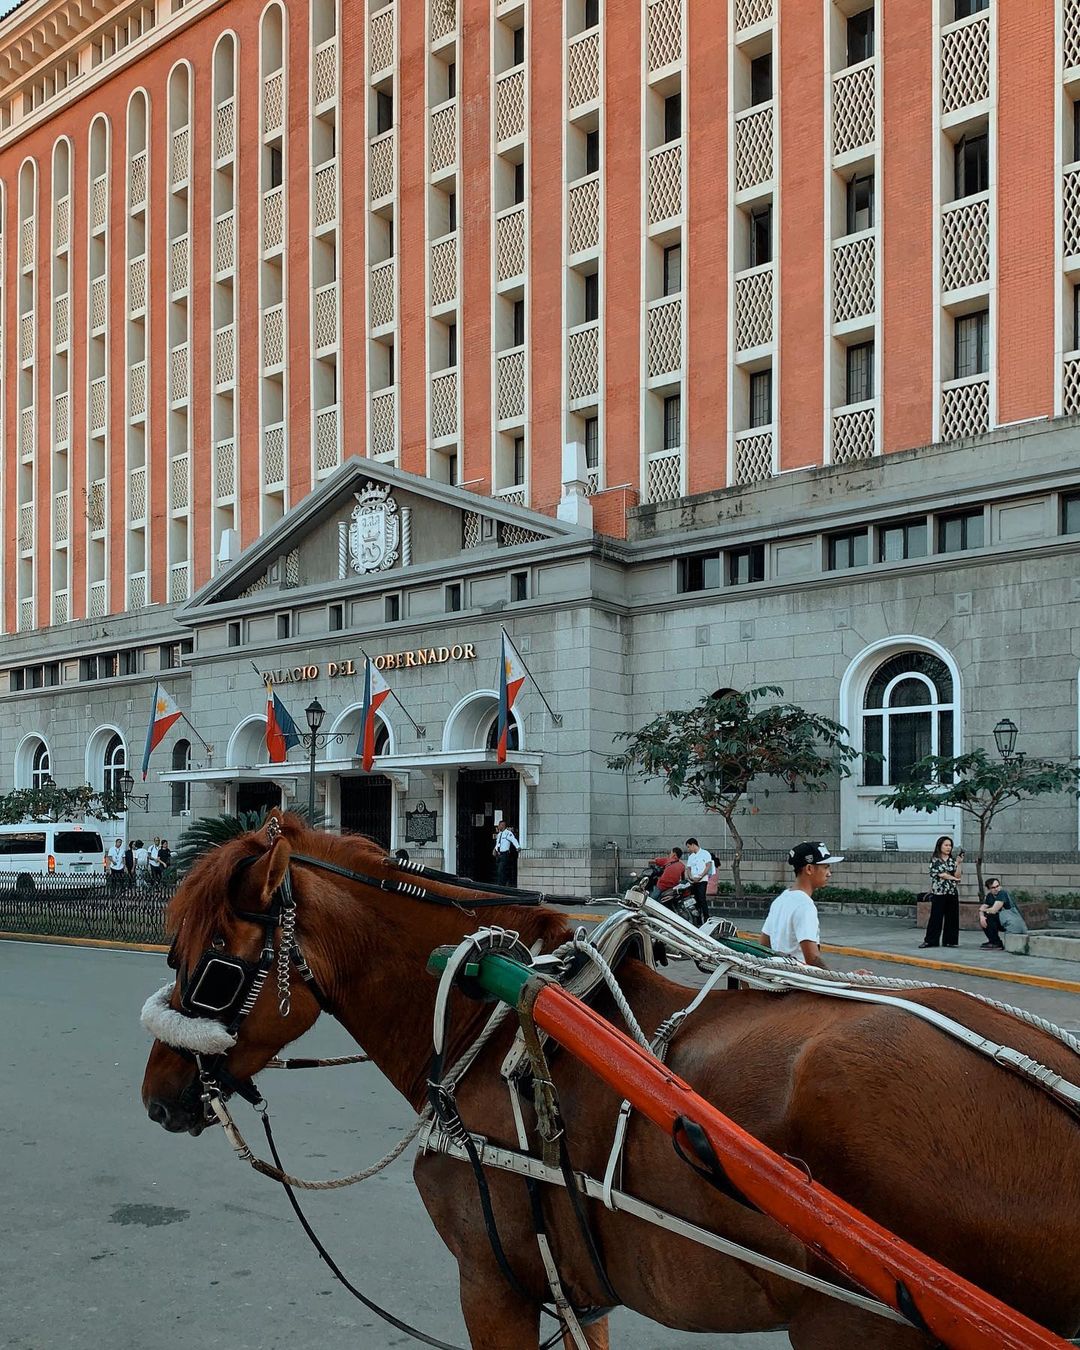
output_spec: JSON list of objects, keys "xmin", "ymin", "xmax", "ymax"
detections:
[{"xmin": 287, "ymin": 851, "xmax": 546, "ymax": 906}]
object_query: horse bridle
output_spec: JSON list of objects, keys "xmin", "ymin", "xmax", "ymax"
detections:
[{"xmin": 163, "ymin": 829, "xmax": 545, "ymax": 1115}]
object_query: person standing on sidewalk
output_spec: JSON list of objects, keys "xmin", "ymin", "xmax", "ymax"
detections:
[
  {"xmin": 919, "ymin": 835, "xmax": 963, "ymax": 948},
  {"xmin": 760, "ymin": 841, "xmax": 844, "ymax": 969},
  {"xmin": 682, "ymin": 838, "xmax": 714, "ymax": 925}
]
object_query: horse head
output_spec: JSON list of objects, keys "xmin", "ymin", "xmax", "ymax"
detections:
[{"xmin": 141, "ymin": 811, "xmax": 327, "ymax": 1134}]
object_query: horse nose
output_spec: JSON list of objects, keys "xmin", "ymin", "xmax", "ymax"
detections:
[
  {"xmin": 147, "ymin": 1098, "xmax": 187, "ymax": 1131},
  {"xmin": 147, "ymin": 1099, "xmax": 169, "ymax": 1126}
]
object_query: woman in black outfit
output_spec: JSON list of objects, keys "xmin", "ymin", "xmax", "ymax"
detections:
[{"xmin": 919, "ymin": 834, "xmax": 963, "ymax": 948}]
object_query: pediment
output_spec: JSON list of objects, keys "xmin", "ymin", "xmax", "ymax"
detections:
[{"xmin": 181, "ymin": 458, "xmax": 589, "ymax": 614}]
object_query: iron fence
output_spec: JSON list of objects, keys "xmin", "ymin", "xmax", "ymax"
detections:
[{"xmin": 0, "ymin": 875, "xmax": 173, "ymax": 944}]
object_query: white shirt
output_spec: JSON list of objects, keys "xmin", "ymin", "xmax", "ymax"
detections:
[
  {"xmin": 494, "ymin": 827, "xmax": 519, "ymax": 853},
  {"xmin": 684, "ymin": 848, "xmax": 714, "ymax": 881},
  {"xmin": 108, "ymin": 844, "xmax": 126, "ymax": 873},
  {"xmin": 761, "ymin": 887, "xmax": 821, "ymax": 961}
]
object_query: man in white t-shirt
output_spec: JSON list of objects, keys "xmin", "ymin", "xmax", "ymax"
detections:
[
  {"xmin": 760, "ymin": 841, "xmax": 845, "ymax": 968},
  {"xmin": 682, "ymin": 837, "xmax": 715, "ymax": 925}
]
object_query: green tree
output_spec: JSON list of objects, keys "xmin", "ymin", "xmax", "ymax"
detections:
[
  {"xmin": 609, "ymin": 686, "xmax": 860, "ymax": 898},
  {"xmin": 0, "ymin": 783, "xmax": 124, "ymax": 824},
  {"xmin": 875, "ymin": 748, "xmax": 1080, "ymax": 894}
]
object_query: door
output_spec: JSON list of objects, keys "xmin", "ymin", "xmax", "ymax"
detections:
[
  {"xmin": 236, "ymin": 782, "xmax": 283, "ymax": 819},
  {"xmin": 340, "ymin": 775, "xmax": 392, "ymax": 849},
  {"xmin": 455, "ymin": 767, "xmax": 519, "ymax": 883}
]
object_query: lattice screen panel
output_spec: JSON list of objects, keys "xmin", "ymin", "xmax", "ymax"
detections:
[
  {"xmin": 87, "ymin": 481, "xmax": 107, "ymax": 531},
  {"xmin": 264, "ymin": 71, "xmax": 284, "ymax": 134},
  {"xmin": 832, "ymin": 62, "xmax": 875, "ymax": 157},
  {"xmin": 645, "ymin": 450, "xmax": 683, "ymax": 504},
  {"xmin": 129, "ymin": 466, "xmax": 147, "ymax": 522},
  {"xmin": 496, "ymin": 69, "xmax": 525, "ymax": 142},
  {"xmin": 497, "ymin": 349, "xmax": 526, "ymax": 422},
  {"xmin": 462, "ymin": 512, "xmax": 482, "ymax": 550},
  {"xmin": 20, "ymin": 406, "xmax": 33, "ymax": 457},
  {"xmin": 90, "ymin": 378, "xmax": 108, "ymax": 433},
  {"xmin": 170, "ymin": 345, "xmax": 189, "ymax": 403},
  {"xmin": 54, "ymin": 392, "xmax": 69, "ymax": 446},
  {"xmin": 431, "ymin": 0, "xmax": 455, "ymax": 43},
  {"xmin": 169, "ymin": 563, "xmax": 190, "ymax": 604},
  {"xmin": 314, "ymin": 284, "xmax": 337, "ymax": 349},
  {"xmin": 54, "ymin": 491, "xmax": 69, "ymax": 545},
  {"xmin": 734, "ymin": 106, "xmax": 773, "ymax": 193},
  {"xmin": 370, "ymin": 133, "xmax": 395, "ymax": 202},
  {"xmin": 370, "ymin": 7, "xmax": 395, "ymax": 75},
  {"xmin": 941, "ymin": 13, "xmax": 990, "ymax": 115},
  {"xmin": 170, "ymin": 235, "xmax": 189, "ymax": 293},
  {"xmin": 91, "ymin": 176, "xmax": 107, "ymax": 231},
  {"xmin": 832, "ymin": 234, "xmax": 875, "ymax": 323},
  {"xmin": 430, "ymin": 371, "xmax": 458, "ymax": 440},
  {"xmin": 647, "ymin": 144, "xmax": 682, "ymax": 225},
  {"xmin": 431, "ymin": 235, "xmax": 458, "ymax": 306},
  {"xmin": 940, "ymin": 197, "xmax": 989, "ymax": 292},
  {"xmin": 263, "ymin": 189, "xmax": 284, "ymax": 251},
  {"xmin": 171, "ymin": 454, "xmax": 190, "ymax": 512},
  {"xmin": 734, "ymin": 0, "xmax": 772, "ymax": 32},
  {"xmin": 130, "ymin": 361, "xmax": 147, "ymax": 417},
  {"xmin": 19, "ymin": 597, "xmax": 35, "ymax": 631},
  {"xmin": 18, "ymin": 502, "xmax": 34, "ymax": 552},
  {"xmin": 263, "ymin": 307, "xmax": 284, "ymax": 368},
  {"xmin": 313, "ymin": 40, "xmax": 337, "ymax": 106},
  {"xmin": 832, "ymin": 407, "xmax": 876, "ymax": 463},
  {"xmin": 216, "ymin": 98, "xmax": 236, "ymax": 160},
  {"xmin": 315, "ymin": 408, "xmax": 339, "ymax": 472},
  {"xmin": 215, "ymin": 212, "xmax": 235, "ymax": 272},
  {"xmin": 1064, "ymin": 170, "xmax": 1080, "ymax": 259},
  {"xmin": 568, "ymin": 177, "xmax": 600, "ymax": 254},
  {"xmin": 214, "ymin": 328, "xmax": 234, "ymax": 386},
  {"xmin": 129, "ymin": 152, "xmax": 147, "ymax": 208},
  {"xmin": 647, "ymin": 298, "xmax": 682, "ymax": 378},
  {"xmin": 129, "ymin": 255, "xmax": 146, "ymax": 313},
  {"xmin": 54, "ymin": 294, "xmax": 68, "ymax": 346},
  {"xmin": 89, "ymin": 581, "xmax": 107, "ymax": 618},
  {"xmin": 55, "ymin": 196, "xmax": 69, "ymax": 250},
  {"xmin": 647, "ymin": 0, "xmax": 682, "ymax": 72},
  {"xmin": 497, "ymin": 488, "xmax": 526, "ymax": 508},
  {"xmin": 129, "ymin": 573, "xmax": 146, "ymax": 610},
  {"xmin": 430, "ymin": 104, "xmax": 457, "ymax": 175},
  {"xmin": 568, "ymin": 30, "xmax": 600, "ymax": 108},
  {"xmin": 496, "ymin": 207, "xmax": 526, "ymax": 282},
  {"xmin": 20, "ymin": 311, "xmax": 33, "ymax": 362},
  {"xmin": 733, "ymin": 432, "xmax": 773, "ymax": 485},
  {"xmin": 734, "ymin": 266, "xmax": 773, "ymax": 351},
  {"xmin": 313, "ymin": 164, "xmax": 337, "ymax": 229},
  {"xmin": 370, "ymin": 390, "xmax": 397, "ymax": 456},
  {"xmin": 20, "ymin": 217, "xmax": 35, "ymax": 268},
  {"xmin": 568, "ymin": 323, "xmax": 599, "ymax": 401},
  {"xmin": 498, "ymin": 522, "xmax": 545, "ymax": 548},
  {"xmin": 263, "ymin": 425, "xmax": 286, "ymax": 487},
  {"xmin": 215, "ymin": 439, "xmax": 236, "ymax": 498},
  {"xmin": 370, "ymin": 260, "xmax": 395, "ymax": 328},
  {"xmin": 53, "ymin": 590, "xmax": 68, "ymax": 626},
  {"xmin": 940, "ymin": 378, "xmax": 990, "ymax": 440},
  {"xmin": 170, "ymin": 127, "xmax": 190, "ymax": 187}
]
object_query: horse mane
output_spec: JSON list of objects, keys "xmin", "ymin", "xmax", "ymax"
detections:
[{"xmin": 167, "ymin": 814, "xmax": 570, "ymax": 972}]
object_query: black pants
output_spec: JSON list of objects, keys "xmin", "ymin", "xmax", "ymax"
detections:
[
  {"xmin": 983, "ymin": 911, "xmax": 1004, "ymax": 946},
  {"xmin": 495, "ymin": 851, "xmax": 516, "ymax": 887},
  {"xmin": 689, "ymin": 880, "xmax": 709, "ymax": 926},
  {"xmin": 923, "ymin": 891, "xmax": 959, "ymax": 946}
]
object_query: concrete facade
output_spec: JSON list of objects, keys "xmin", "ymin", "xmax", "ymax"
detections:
[{"xmin": 1, "ymin": 418, "xmax": 1079, "ymax": 896}]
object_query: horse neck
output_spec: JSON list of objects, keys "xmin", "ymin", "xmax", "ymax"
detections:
[{"xmin": 308, "ymin": 890, "xmax": 558, "ymax": 1112}]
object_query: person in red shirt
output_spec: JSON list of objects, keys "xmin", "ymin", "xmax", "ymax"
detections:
[{"xmin": 649, "ymin": 847, "xmax": 684, "ymax": 897}]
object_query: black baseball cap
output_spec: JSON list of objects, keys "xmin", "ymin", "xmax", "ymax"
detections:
[{"xmin": 788, "ymin": 841, "xmax": 844, "ymax": 870}]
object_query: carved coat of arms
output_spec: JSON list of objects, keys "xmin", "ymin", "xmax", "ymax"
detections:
[{"xmin": 338, "ymin": 483, "xmax": 412, "ymax": 578}]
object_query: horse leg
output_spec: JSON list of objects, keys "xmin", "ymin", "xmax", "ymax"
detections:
[
  {"xmin": 787, "ymin": 1295, "xmax": 927, "ymax": 1349},
  {"xmin": 565, "ymin": 1315, "xmax": 609, "ymax": 1349},
  {"xmin": 458, "ymin": 1269, "xmax": 541, "ymax": 1350}
]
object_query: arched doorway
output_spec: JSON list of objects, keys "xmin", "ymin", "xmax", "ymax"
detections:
[
  {"xmin": 448, "ymin": 696, "xmax": 523, "ymax": 883},
  {"xmin": 339, "ymin": 722, "xmax": 392, "ymax": 847},
  {"xmin": 226, "ymin": 716, "xmax": 282, "ymax": 819}
]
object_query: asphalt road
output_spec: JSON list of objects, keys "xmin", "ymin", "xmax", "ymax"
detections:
[{"xmin": 3, "ymin": 935, "xmax": 1076, "ymax": 1350}]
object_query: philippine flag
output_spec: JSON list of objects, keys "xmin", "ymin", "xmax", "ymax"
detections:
[
  {"xmin": 496, "ymin": 631, "xmax": 527, "ymax": 764},
  {"xmin": 141, "ymin": 683, "xmax": 184, "ymax": 780},
  {"xmin": 265, "ymin": 684, "xmax": 302, "ymax": 764},
  {"xmin": 357, "ymin": 659, "xmax": 391, "ymax": 771}
]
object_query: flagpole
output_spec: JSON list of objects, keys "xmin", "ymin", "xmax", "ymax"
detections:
[
  {"xmin": 358, "ymin": 648, "xmax": 427, "ymax": 737},
  {"xmin": 179, "ymin": 712, "xmax": 213, "ymax": 758},
  {"xmin": 502, "ymin": 627, "xmax": 562, "ymax": 726}
]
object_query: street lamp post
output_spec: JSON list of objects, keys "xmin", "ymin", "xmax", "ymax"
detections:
[
  {"xmin": 118, "ymin": 770, "xmax": 149, "ymax": 811},
  {"xmin": 993, "ymin": 718, "xmax": 1021, "ymax": 764},
  {"xmin": 297, "ymin": 698, "xmax": 347, "ymax": 822}
]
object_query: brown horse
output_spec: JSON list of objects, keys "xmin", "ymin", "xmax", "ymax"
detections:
[{"xmin": 142, "ymin": 815, "xmax": 1080, "ymax": 1349}]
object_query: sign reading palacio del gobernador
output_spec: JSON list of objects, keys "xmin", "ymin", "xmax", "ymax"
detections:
[{"xmin": 261, "ymin": 644, "xmax": 477, "ymax": 685}]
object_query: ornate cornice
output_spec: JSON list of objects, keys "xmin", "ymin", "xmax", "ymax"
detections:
[{"xmin": 0, "ymin": 0, "xmax": 125, "ymax": 88}]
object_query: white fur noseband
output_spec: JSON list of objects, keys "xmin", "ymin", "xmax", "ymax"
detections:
[{"xmin": 141, "ymin": 983, "xmax": 239, "ymax": 1055}]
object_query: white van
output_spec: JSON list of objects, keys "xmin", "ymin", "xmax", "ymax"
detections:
[{"xmin": 0, "ymin": 823, "xmax": 107, "ymax": 892}]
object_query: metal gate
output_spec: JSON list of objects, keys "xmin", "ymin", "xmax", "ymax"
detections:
[
  {"xmin": 236, "ymin": 783, "xmax": 283, "ymax": 818},
  {"xmin": 340, "ymin": 775, "xmax": 392, "ymax": 849},
  {"xmin": 456, "ymin": 767, "xmax": 519, "ymax": 883}
]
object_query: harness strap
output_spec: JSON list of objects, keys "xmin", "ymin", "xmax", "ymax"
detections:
[{"xmin": 289, "ymin": 852, "xmax": 543, "ymax": 908}]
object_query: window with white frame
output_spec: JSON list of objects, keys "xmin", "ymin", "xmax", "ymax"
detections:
[
  {"xmin": 861, "ymin": 653, "xmax": 955, "ymax": 787},
  {"xmin": 954, "ymin": 309, "xmax": 989, "ymax": 378},
  {"xmin": 171, "ymin": 738, "xmax": 191, "ymax": 815},
  {"xmin": 31, "ymin": 741, "xmax": 51, "ymax": 789},
  {"xmin": 103, "ymin": 733, "xmax": 126, "ymax": 795}
]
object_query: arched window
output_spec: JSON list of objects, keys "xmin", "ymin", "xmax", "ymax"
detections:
[
  {"xmin": 485, "ymin": 716, "xmax": 519, "ymax": 753},
  {"xmin": 862, "ymin": 653, "xmax": 954, "ymax": 787},
  {"xmin": 31, "ymin": 742, "xmax": 51, "ymax": 789},
  {"xmin": 103, "ymin": 734, "xmax": 126, "ymax": 796},
  {"xmin": 171, "ymin": 739, "xmax": 191, "ymax": 816}
]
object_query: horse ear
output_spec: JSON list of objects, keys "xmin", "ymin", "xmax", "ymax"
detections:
[{"xmin": 244, "ymin": 833, "xmax": 292, "ymax": 910}]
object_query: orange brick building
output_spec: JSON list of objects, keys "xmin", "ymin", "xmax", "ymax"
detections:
[{"xmin": 0, "ymin": 0, "xmax": 1074, "ymax": 635}]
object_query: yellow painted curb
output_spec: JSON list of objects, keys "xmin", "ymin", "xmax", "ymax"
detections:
[{"xmin": 0, "ymin": 931, "xmax": 168, "ymax": 954}]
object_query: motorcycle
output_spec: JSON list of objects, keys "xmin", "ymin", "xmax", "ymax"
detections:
[{"xmin": 625, "ymin": 866, "xmax": 701, "ymax": 930}]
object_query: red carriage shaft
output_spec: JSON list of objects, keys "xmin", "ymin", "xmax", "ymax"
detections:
[{"xmin": 528, "ymin": 977, "xmax": 1071, "ymax": 1350}]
